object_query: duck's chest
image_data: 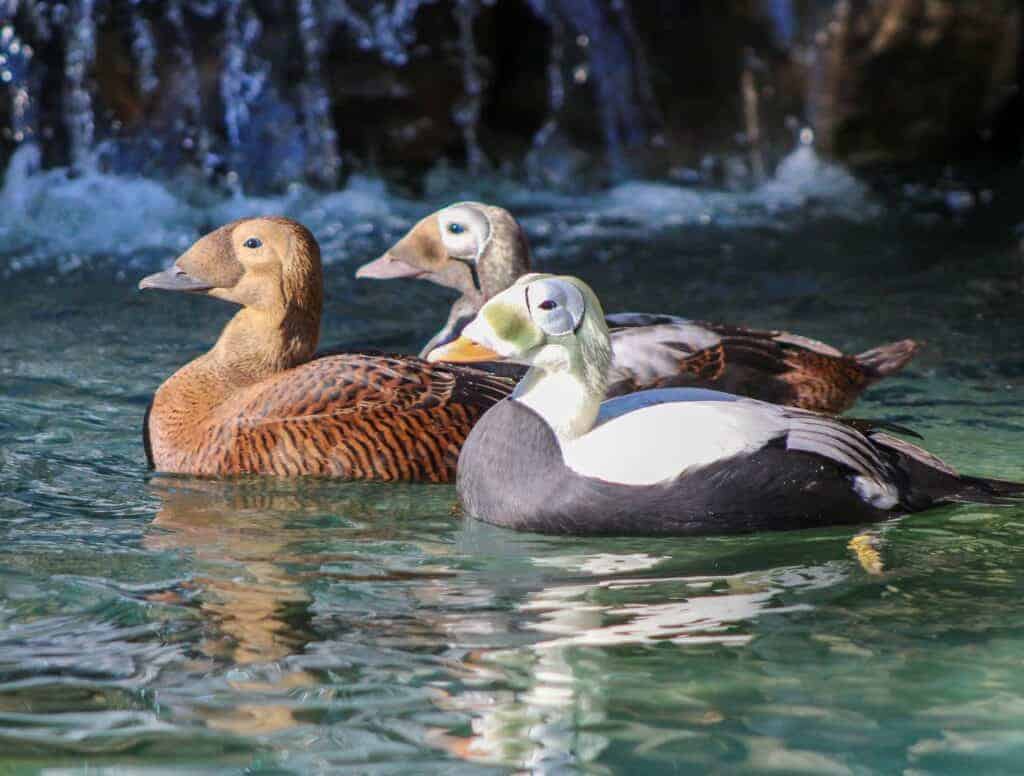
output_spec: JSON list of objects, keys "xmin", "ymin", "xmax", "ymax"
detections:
[
  {"xmin": 145, "ymin": 395, "xmax": 233, "ymax": 475},
  {"xmin": 455, "ymin": 400, "xmax": 576, "ymax": 529},
  {"xmin": 145, "ymin": 370, "xmax": 241, "ymax": 475}
]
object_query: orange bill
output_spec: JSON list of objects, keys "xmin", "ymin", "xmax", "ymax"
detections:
[{"xmin": 426, "ymin": 336, "xmax": 501, "ymax": 363}]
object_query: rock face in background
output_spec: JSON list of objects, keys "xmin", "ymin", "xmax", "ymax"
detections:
[
  {"xmin": 811, "ymin": 0, "xmax": 1022, "ymax": 165},
  {"xmin": 0, "ymin": 0, "xmax": 1021, "ymax": 191}
]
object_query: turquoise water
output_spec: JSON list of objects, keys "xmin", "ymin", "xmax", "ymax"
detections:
[{"xmin": 2, "ymin": 156, "xmax": 1024, "ymax": 773}]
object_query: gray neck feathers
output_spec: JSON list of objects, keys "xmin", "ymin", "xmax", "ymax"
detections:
[{"xmin": 479, "ymin": 207, "xmax": 530, "ymax": 300}]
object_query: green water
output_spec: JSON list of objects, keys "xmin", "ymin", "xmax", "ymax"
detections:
[{"xmin": 2, "ymin": 208, "xmax": 1024, "ymax": 774}]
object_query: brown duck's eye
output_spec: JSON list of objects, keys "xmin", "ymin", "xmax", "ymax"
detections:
[
  {"xmin": 447, "ymin": 222, "xmax": 466, "ymax": 235},
  {"xmin": 539, "ymin": 299, "xmax": 557, "ymax": 311},
  {"xmin": 244, "ymin": 237, "xmax": 262, "ymax": 249}
]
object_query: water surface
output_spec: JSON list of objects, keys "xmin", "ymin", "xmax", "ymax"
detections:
[{"xmin": 1, "ymin": 158, "xmax": 1024, "ymax": 773}]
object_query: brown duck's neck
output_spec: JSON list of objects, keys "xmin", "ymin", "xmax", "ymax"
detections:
[
  {"xmin": 459, "ymin": 288, "xmax": 487, "ymax": 311},
  {"xmin": 157, "ymin": 305, "xmax": 320, "ymax": 421},
  {"xmin": 208, "ymin": 305, "xmax": 320, "ymax": 385}
]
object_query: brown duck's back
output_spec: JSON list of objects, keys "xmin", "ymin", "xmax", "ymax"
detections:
[
  {"xmin": 147, "ymin": 353, "xmax": 514, "ymax": 480},
  {"xmin": 604, "ymin": 316, "xmax": 919, "ymax": 413}
]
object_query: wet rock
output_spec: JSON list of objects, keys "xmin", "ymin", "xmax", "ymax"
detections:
[
  {"xmin": 1, "ymin": 1, "xmax": 1022, "ymax": 189},
  {"xmin": 810, "ymin": 0, "xmax": 1022, "ymax": 165}
]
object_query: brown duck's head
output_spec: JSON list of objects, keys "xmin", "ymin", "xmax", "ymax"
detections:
[
  {"xmin": 356, "ymin": 202, "xmax": 530, "ymax": 300},
  {"xmin": 139, "ymin": 216, "xmax": 323, "ymax": 318}
]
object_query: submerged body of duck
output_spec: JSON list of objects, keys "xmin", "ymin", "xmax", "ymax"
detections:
[
  {"xmin": 434, "ymin": 275, "xmax": 1023, "ymax": 536},
  {"xmin": 140, "ymin": 216, "xmax": 511, "ymax": 480},
  {"xmin": 357, "ymin": 202, "xmax": 919, "ymax": 413}
]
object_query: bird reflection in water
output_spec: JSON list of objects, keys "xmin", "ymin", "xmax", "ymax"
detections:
[
  {"xmin": 142, "ymin": 477, "xmax": 894, "ymax": 763},
  {"xmin": 427, "ymin": 529, "xmax": 893, "ymax": 769},
  {"xmin": 143, "ymin": 477, "xmax": 324, "ymax": 734},
  {"xmin": 142, "ymin": 475, "xmax": 470, "ymax": 739},
  {"xmin": 144, "ymin": 477, "xmax": 323, "ymax": 663}
]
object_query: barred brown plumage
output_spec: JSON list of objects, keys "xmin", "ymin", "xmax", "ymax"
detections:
[{"xmin": 140, "ymin": 217, "xmax": 514, "ymax": 480}]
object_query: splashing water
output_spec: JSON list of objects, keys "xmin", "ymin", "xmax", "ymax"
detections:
[
  {"xmin": 62, "ymin": 0, "xmax": 97, "ymax": 171},
  {"xmin": 297, "ymin": 0, "xmax": 342, "ymax": 186},
  {"xmin": 326, "ymin": 0, "xmax": 437, "ymax": 66},
  {"xmin": 0, "ymin": 131, "xmax": 882, "ymax": 280},
  {"xmin": 0, "ymin": 21, "xmax": 38, "ymax": 144},
  {"xmin": 0, "ymin": 0, "xmax": 675, "ymax": 188}
]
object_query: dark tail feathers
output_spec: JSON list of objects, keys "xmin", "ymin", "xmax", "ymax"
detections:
[
  {"xmin": 871, "ymin": 431, "xmax": 1024, "ymax": 509},
  {"xmin": 856, "ymin": 339, "xmax": 920, "ymax": 378},
  {"xmin": 949, "ymin": 475, "xmax": 1024, "ymax": 506}
]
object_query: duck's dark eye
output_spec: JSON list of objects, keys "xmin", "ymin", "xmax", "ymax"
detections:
[
  {"xmin": 244, "ymin": 237, "xmax": 262, "ymax": 249},
  {"xmin": 447, "ymin": 223, "xmax": 465, "ymax": 235},
  {"xmin": 539, "ymin": 299, "xmax": 557, "ymax": 311}
]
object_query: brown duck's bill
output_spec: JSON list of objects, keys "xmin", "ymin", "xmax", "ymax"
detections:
[
  {"xmin": 138, "ymin": 266, "xmax": 214, "ymax": 293},
  {"xmin": 355, "ymin": 252, "xmax": 427, "ymax": 280},
  {"xmin": 426, "ymin": 336, "xmax": 501, "ymax": 364}
]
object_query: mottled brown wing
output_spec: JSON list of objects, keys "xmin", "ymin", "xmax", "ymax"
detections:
[
  {"xmin": 695, "ymin": 323, "xmax": 888, "ymax": 412},
  {"xmin": 696, "ymin": 321, "xmax": 844, "ymax": 357},
  {"xmin": 642, "ymin": 336, "xmax": 800, "ymax": 404},
  {"xmin": 681, "ymin": 334, "xmax": 870, "ymax": 413},
  {"xmin": 605, "ymin": 314, "xmax": 873, "ymax": 412},
  {"xmin": 209, "ymin": 354, "xmax": 514, "ymax": 481},
  {"xmin": 604, "ymin": 315, "xmax": 721, "ymax": 397}
]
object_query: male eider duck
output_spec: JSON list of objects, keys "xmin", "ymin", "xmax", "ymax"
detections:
[
  {"xmin": 139, "ymin": 216, "xmax": 512, "ymax": 480},
  {"xmin": 431, "ymin": 274, "xmax": 1022, "ymax": 535},
  {"xmin": 357, "ymin": 202, "xmax": 919, "ymax": 413}
]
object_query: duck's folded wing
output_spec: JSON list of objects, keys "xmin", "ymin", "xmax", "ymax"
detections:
[
  {"xmin": 604, "ymin": 314, "xmax": 888, "ymax": 412},
  {"xmin": 210, "ymin": 354, "xmax": 514, "ymax": 479},
  {"xmin": 232, "ymin": 354, "xmax": 514, "ymax": 423},
  {"xmin": 604, "ymin": 314, "xmax": 719, "ymax": 391}
]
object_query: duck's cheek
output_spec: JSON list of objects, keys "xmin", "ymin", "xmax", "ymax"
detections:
[
  {"xmin": 435, "ymin": 259, "xmax": 473, "ymax": 286},
  {"xmin": 208, "ymin": 277, "xmax": 261, "ymax": 308},
  {"xmin": 481, "ymin": 304, "xmax": 541, "ymax": 347},
  {"xmin": 465, "ymin": 311, "xmax": 541, "ymax": 359}
]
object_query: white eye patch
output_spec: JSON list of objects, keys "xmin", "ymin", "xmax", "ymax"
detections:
[
  {"xmin": 526, "ymin": 277, "xmax": 585, "ymax": 336},
  {"xmin": 438, "ymin": 204, "xmax": 491, "ymax": 261}
]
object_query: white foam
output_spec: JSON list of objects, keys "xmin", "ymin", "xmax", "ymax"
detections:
[
  {"xmin": 601, "ymin": 181, "xmax": 709, "ymax": 224},
  {"xmin": 0, "ymin": 144, "xmax": 201, "ymax": 263},
  {"xmin": 751, "ymin": 145, "xmax": 878, "ymax": 219},
  {"xmin": 0, "ymin": 141, "xmax": 881, "ymax": 276}
]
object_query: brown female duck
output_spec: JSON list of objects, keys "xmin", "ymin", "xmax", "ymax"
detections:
[
  {"xmin": 356, "ymin": 202, "xmax": 919, "ymax": 414},
  {"xmin": 139, "ymin": 216, "xmax": 512, "ymax": 479}
]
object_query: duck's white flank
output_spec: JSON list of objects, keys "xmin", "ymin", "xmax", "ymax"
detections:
[
  {"xmin": 852, "ymin": 476, "xmax": 899, "ymax": 509},
  {"xmin": 562, "ymin": 400, "xmax": 786, "ymax": 486}
]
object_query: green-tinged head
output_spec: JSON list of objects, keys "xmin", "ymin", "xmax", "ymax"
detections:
[{"xmin": 428, "ymin": 273, "xmax": 611, "ymax": 382}]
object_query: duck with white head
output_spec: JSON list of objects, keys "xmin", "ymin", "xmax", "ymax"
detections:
[{"xmin": 431, "ymin": 274, "xmax": 1024, "ymax": 536}]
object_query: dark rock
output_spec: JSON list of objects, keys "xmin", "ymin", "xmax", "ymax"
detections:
[{"xmin": 810, "ymin": 0, "xmax": 1022, "ymax": 165}]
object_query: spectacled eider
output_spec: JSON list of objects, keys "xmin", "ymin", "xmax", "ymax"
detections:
[{"xmin": 431, "ymin": 274, "xmax": 1022, "ymax": 535}]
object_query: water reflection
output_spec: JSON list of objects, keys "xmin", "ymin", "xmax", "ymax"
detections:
[
  {"xmin": 144, "ymin": 478, "xmax": 332, "ymax": 737},
  {"xmin": 138, "ymin": 476, "xmax": 908, "ymax": 770},
  {"xmin": 429, "ymin": 527, "xmax": 876, "ymax": 769},
  {"xmin": 141, "ymin": 476, "xmax": 470, "ymax": 742},
  {"xmin": 145, "ymin": 477, "xmax": 318, "ymax": 665}
]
